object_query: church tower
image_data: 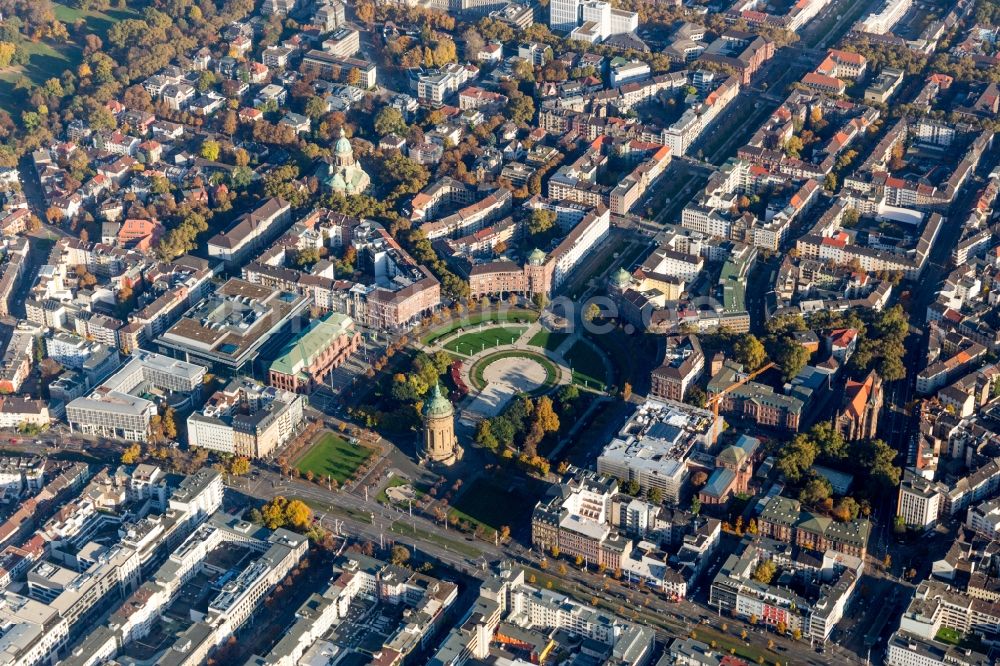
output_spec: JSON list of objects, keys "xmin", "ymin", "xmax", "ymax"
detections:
[{"xmin": 422, "ymin": 383, "xmax": 461, "ymax": 465}]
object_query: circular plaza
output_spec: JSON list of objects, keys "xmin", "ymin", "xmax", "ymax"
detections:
[{"xmin": 461, "ymin": 349, "xmax": 566, "ymax": 422}]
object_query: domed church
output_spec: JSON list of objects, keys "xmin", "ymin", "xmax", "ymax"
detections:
[{"xmin": 323, "ymin": 128, "xmax": 370, "ymax": 195}]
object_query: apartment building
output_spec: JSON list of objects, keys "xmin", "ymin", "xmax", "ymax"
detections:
[
  {"xmin": 248, "ymin": 554, "xmax": 457, "ymax": 665},
  {"xmin": 699, "ymin": 31, "xmax": 775, "ymax": 85},
  {"xmin": 468, "ymin": 206, "xmax": 609, "ymax": 299},
  {"xmin": 187, "ymin": 378, "xmax": 306, "ymax": 459},
  {"xmin": 856, "ymin": 0, "xmax": 912, "ymax": 34},
  {"xmin": 321, "ymin": 28, "xmax": 360, "ymax": 59},
  {"xmin": 650, "ymin": 335, "xmax": 705, "ymax": 402},
  {"xmin": 710, "ymin": 535, "xmax": 863, "ymax": 643},
  {"xmin": 416, "ymin": 64, "xmax": 475, "ymax": 104},
  {"xmin": 431, "ymin": 562, "xmax": 654, "ymax": 665},
  {"xmin": 815, "ymin": 49, "xmax": 868, "ymax": 79},
  {"xmin": 206, "ymin": 198, "xmax": 292, "ymax": 269},
  {"xmin": 300, "ymin": 52, "xmax": 377, "ymax": 88},
  {"xmin": 418, "ymin": 188, "xmax": 512, "ymax": 240},
  {"xmin": 897, "ymin": 474, "xmax": 946, "ymax": 530}
]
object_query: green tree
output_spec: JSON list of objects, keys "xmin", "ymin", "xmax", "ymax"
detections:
[
  {"xmin": 777, "ymin": 433, "xmax": 819, "ymax": 482},
  {"xmin": 528, "ymin": 209, "xmax": 556, "ymax": 236},
  {"xmin": 475, "ymin": 420, "xmax": 499, "ymax": 450},
  {"xmin": 810, "ymin": 422, "xmax": 847, "ymax": 459},
  {"xmin": 798, "ymin": 475, "xmax": 832, "ymax": 507},
  {"xmin": 773, "ymin": 337, "xmax": 809, "ymax": 381},
  {"xmin": 893, "ymin": 515, "xmax": 906, "ymax": 534},
  {"xmin": 862, "ymin": 439, "xmax": 900, "ymax": 491},
  {"xmin": 508, "ymin": 94, "xmax": 535, "ymax": 126},
  {"xmin": 785, "ymin": 136, "xmax": 804, "ymax": 158},
  {"xmin": 374, "ymin": 106, "xmax": 407, "ymax": 137},
  {"xmin": 733, "ymin": 334, "xmax": 767, "ymax": 371},
  {"xmin": 304, "ymin": 96, "xmax": 328, "ymax": 120},
  {"xmin": 685, "ymin": 386, "xmax": 707, "ymax": 408},
  {"xmin": 200, "ymin": 140, "xmax": 221, "ymax": 161}
]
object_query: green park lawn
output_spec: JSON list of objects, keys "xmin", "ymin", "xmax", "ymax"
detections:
[
  {"xmin": 564, "ymin": 340, "xmax": 606, "ymax": 389},
  {"xmin": 528, "ymin": 329, "xmax": 568, "ymax": 351},
  {"xmin": 0, "ymin": 1, "xmax": 141, "ymax": 112},
  {"xmin": 294, "ymin": 432, "xmax": 374, "ymax": 484},
  {"xmin": 52, "ymin": 1, "xmax": 141, "ymax": 32},
  {"xmin": 421, "ymin": 308, "xmax": 538, "ymax": 345},
  {"xmin": 449, "ymin": 476, "xmax": 542, "ymax": 536},
  {"xmin": 444, "ymin": 326, "xmax": 526, "ymax": 355},
  {"xmin": 0, "ymin": 40, "xmax": 81, "ymax": 112}
]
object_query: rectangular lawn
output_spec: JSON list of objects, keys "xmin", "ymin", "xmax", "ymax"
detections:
[
  {"xmin": 294, "ymin": 432, "xmax": 373, "ymax": 484},
  {"xmin": 564, "ymin": 341, "xmax": 606, "ymax": 389},
  {"xmin": 528, "ymin": 329, "xmax": 568, "ymax": 351},
  {"xmin": 450, "ymin": 476, "xmax": 542, "ymax": 535}
]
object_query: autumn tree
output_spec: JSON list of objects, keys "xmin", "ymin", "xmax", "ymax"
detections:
[
  {"xmin": 285, "ymin": 499, "xmax": 312, "ymax": 530},
  {"xmin": 121, "ymin": 443, "xmax": 141, "ymax": 464},
  {"xmin": 229, "ymin": 457, "xmax": 251, "ymax": 476},
  {"xmin": 533, "ymin": 396, "xmax": 560, "ymax": 434},
  {"xmin": 391, "ymin": 544, "xmax": 411, "ymax": 565},
  {"xmin": 752, "ymin": 559, "xmax": 776, "ymax": 584},
  {"xmin": 261, "ymin": 498, "xmax": 287, "ymax": 529}
]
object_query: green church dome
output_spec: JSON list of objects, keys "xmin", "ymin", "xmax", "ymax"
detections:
[{"xmin": 334, "ymin": 127, "xmax": 352, "ymax": 155}]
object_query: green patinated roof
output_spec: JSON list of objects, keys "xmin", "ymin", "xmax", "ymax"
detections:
[
  {"xmin": 424, "ymin": 382, "xmax": 454, "ymax": 419},
  {"xmin": 528, "ymin": 248, "xmax": 546, "ymax": 265},
  {"xmin": 611, "ymin": 267, "xmax": 631, "ymax": 287},
  {"xmin": 269, "ymin": 312, "xmax": 356, "ymax": 378},
  {"xmin": 335, "ymin": 128, "xmax": 352, "ymax": 155},
  {"xmin": 717, "ymin": 444, "xmax": 747, "ymax": 467}
]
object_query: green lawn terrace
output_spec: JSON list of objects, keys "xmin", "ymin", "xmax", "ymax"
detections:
[
  {"xmin": 420, "ymin": 308, "xmax": 538, "ymax": 346},
  {"xmin": 443, "ymin": 325, "xmax": 527, "ymax": 356}
]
